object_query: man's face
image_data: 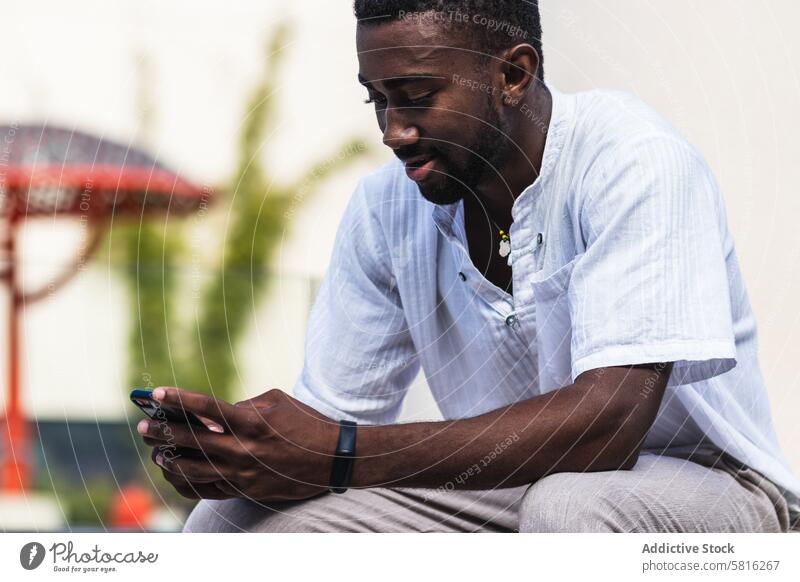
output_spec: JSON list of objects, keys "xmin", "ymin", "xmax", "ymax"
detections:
[{"xmin": 356, "ymin": 17, "xmax": 512, "ymax": 205}]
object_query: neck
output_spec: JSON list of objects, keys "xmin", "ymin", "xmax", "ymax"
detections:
[{"xmin": 472, "ymin": 84, "xmax": 553, "ymax": 227}]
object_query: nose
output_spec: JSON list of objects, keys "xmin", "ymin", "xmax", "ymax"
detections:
[{"xmin": 381, "ymin": 106, "xmax": 420, "ymax": 151}]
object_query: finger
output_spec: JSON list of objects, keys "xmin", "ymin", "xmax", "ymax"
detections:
[
  {"xmin": 142, "ymin": 436, "xmax": 162, "ymax": 448},
  {"xmin": 152, "ymin": 387, "xmax": 245, "ymax": 430},
  {"xmin": 153, "ymin": 445, "xmax": 186, "ymax": 471},
  {"xmin": 212, "ymin": 480, "xmax": 243, "ymax": 498},
  {"xmin": 152, "ymin": 445, "xmax": 197, "ymax": 466},
  {"xmin": 159, "ymin": 461, "xmax": 222, "ymax": 491},
  {"xmin": 137, "ymin": 418, "xmax": 232, "ymax": 456},
  {"xmin": 153, "ymin": 449, "xmax": 210, "ymax": 490},
  {"xmin": 155, "ymin": 451, "xmax": 230, "ymax": 483},
  {"xmin": 171, "ymin": 480, "xmax": 234, "ymax": 501},
  {"xmin": 143, "ymin": 437, "xmax": 201, "ymax": 450},
  {"xmin": 144, "ymin": 439, "xmax": 208, "ymax": 461},
  {"xmin": 195, "ymin": 414, "xmax": 225, "ymax": 433}
]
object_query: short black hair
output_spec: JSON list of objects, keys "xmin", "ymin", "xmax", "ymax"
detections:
[{"xmin": 354, "ymin": 0, "xmax": 544, "ymax": 80}]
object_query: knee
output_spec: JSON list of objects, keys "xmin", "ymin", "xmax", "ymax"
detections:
[
  {"xmin": 518, "ymin": 474, "xmax": 625, "ymax": 533},
  {"xmin": 182, "ymin": 498, "xmax": 313, "ymax": 533},
  {"xmin": 183, "ymin": 500, "xmax": 237, "ymax": 532}
]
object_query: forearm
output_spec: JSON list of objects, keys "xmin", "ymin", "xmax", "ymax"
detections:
[{"xmin": 351, "ymin": 373, "xmax": 648, "ymax": 490}]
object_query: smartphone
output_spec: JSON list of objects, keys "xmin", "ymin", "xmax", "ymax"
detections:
[{"xmin": 130, "ymin": 388, "xmax": 209, "ymax": 429}]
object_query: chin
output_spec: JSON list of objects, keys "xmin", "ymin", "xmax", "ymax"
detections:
[
  {"xmin": 417, "ymin": 177, "xmax": 469, "ymax": 206},
  {"xmin": 419, "ymin": 189, "xmax": 463, "ymax": 206}
]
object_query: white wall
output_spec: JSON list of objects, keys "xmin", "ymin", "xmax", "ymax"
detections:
[
  {"xmin": 543, "ymin": 0, "xmax": 800, "ymax": 477},
  {"xmin": 1, "ymin": 1, "xmax": 797, "ymax": 471}
]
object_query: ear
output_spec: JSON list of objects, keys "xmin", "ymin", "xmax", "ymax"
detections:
[{"xmin": 499, "ymin": 44, "xmax": 541, "ymax": 105}]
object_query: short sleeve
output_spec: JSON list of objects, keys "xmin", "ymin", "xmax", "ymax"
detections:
[
  {"xmin": 569, "ymin": 135, "xmax": 736, "ymax": 387},
  {"xmin": 292, "ymin": 179, "xmax": 421, "ymax": 424}
]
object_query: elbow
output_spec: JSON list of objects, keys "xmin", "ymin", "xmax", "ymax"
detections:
[
  {"xmin": 605, "ymin": 400, "xmax": 654, "ymax": 471},
  {"xmin": 617, "ymin": 446, "xmax": 643, "ymax": 471},
  {"xmin": 578, "ymin": 362, "xmax": 672, "ymax": 472}
]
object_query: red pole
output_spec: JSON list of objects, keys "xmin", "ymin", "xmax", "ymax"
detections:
[{"xmin": 2, "ymin": 204, "xmax": 29, "ymax": 492}]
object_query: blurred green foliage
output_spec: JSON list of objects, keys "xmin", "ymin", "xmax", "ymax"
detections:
[
  {"xmin": 117, "ymin": 24, "xmax": 368, "ymax": 403},
  {"xmin": 28, "ymin": 23, "xmax": 370, "ymax": 530},
  {"xmin": 48, "ymin": 475, "xmax": 115, "ymax": 528}
]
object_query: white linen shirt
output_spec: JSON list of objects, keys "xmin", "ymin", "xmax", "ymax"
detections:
[{"xmin": 293, "ymin": 82, "xmax": 800, "ymax": 513}]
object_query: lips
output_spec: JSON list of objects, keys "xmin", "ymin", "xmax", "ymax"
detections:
[{"xmin": 403, "ymin": 156, "xmax": 438, "ymax": 182}]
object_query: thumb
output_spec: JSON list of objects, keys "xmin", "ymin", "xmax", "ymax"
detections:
[{"xmin": 195, "ymin": 414, "xmax": 225, "ymax": 433}]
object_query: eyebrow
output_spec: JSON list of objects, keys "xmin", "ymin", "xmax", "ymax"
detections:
[{"xmin": 358, "ymin": 73, "xmax": 446, "ymax": 91}]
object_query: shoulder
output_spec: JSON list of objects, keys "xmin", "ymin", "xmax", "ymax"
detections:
[
  {"xmin": 558, "ymin": 89, "xmax": 726, "ymax": 238},
  {"xmin": 564, "ymin": 87, "xmax": 704, "ymax": 174},
  {"xmin": 573, "ymin": 87, "xmax": 681, "ymax": 144},
  {"xmin": 562, "ymin": 88, "xmax": 714, "ymax": 197}
]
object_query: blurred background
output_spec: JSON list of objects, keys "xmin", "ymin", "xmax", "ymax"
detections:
[{"xmin": 0, "ymin": 0, "xmax": 798, "ymax": 531}]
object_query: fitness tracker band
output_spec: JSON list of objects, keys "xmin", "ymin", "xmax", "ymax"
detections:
[{"xmin": 329, "ymin": 420, "xmax": 357, "ymax": 493}]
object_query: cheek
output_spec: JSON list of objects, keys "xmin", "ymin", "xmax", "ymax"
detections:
[
  {"xmin": 432, "ymin": 120, "xmax": 483, "ymax": 161},
  {"xmin": 440, "ymin": 100, "xmax": 492, "ymax": 143},
  {"xmin": 421, "ymin": 110, "xmax": 472, "ymax": 148}
]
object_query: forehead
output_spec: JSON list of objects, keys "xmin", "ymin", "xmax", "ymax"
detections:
[{"xmin": 356, "ymin": 18, "xmax": 478, "ymax": 81}]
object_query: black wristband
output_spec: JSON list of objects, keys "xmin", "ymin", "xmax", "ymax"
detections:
[{"xmin": 329, "ymin": 420, "xmax": 357, "ymax": 494}]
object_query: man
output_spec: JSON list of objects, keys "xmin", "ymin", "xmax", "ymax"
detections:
[{"xmin": 140, "ymin": 1, "xmax": 800, "ymax": 532}]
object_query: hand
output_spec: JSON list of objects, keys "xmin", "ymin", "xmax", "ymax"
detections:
[{"xmin": 138, "ymin": 387, "xmax": 339, "ymax": 502}]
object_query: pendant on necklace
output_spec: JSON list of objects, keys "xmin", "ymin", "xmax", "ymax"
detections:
[{"xmin": 498, "ymin": 230, "xmax": 511, "ymax": 258}]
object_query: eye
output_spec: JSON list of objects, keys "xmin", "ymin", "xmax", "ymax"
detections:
[
  {"xmin": 363, "ymin": 94, "xmax": 387, "ymax": 109},
  {"xmin": 407, "ymin": 92, "xmax": 435, "ymax": 106}
]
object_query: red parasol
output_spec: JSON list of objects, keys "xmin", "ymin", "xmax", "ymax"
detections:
[{"xmin": 0, "ymin": 124, "xmax": 212, "ymax": 492}]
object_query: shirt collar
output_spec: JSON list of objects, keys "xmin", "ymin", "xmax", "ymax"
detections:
[
  {"xmin": 511, "ymin": 80, "xmax": 573, "ymax": 221},
  {"xmin": 431, "ymin": 198, "xmax": 463, "ymax": 241}
]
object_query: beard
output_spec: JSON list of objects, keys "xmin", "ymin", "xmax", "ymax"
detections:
[{"xmin": 417, "ymin": 100, "xmax": 513, "ymax": 206}]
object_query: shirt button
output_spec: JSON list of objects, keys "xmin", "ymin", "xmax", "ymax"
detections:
[
  {"xmin": 458, "ymin": 272, "xmax": 467, "ymax": 281},
  {"xmin": 505, "ymin": 313, "xmax": 519, "ymax": 328}
]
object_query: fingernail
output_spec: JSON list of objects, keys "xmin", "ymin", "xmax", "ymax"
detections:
[
  {"xmin": 137, "ymin": 420, "xmax": 149, "ymax": 434},
  {"xmin": 155, "ymin": 453, "xmax": 164, "ymax": 467},
  {"xmin": 208, "ymin": 424, "xmax": 224, "ymax": 434},
  {"xmin": 152, "ymin": 388, "xmax": 166, "ymax": 401}
]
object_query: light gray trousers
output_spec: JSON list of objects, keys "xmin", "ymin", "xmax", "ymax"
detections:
[{"xmin": 183, "ymin": 446, "xmax": 795, "ymax": 533}]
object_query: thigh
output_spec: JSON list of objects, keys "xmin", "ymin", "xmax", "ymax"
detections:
[
  {"xmin": 518, "ymin": 452, "xmax": 788, "ymax": 533},
  {"xmin": 183, "ymin": 485, "xmax": 528, "ymax": 533}
]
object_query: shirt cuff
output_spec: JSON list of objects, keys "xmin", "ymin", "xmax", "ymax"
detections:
[{"xmin": 571, "ymin": 339, "xmax": 737, "ymax": 386}]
